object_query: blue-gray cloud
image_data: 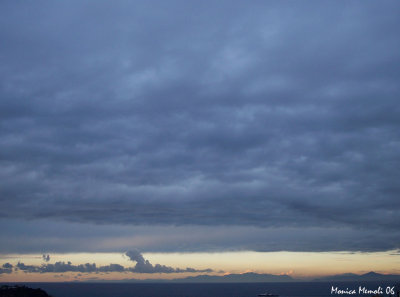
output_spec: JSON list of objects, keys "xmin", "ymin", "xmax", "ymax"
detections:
[
  {"xmin": 0, "ymin": 1, "xmax": 399, "ymax": 253},
  {"xmin": 1, "ymin": 219, "xmax": 399, "ymax": 253}
]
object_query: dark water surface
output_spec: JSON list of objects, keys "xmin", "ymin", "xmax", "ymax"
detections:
[{"xmin": 2, "ymin": 281, "xmax": 399, "ymax": 297}]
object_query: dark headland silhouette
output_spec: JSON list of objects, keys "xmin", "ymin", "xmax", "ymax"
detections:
[{"xmin": 0, "ymin": 285, "xmax": 53, "ymax": 297}]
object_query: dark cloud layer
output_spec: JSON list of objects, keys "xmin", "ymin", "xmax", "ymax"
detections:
[
  {"xmin": 0, "ymin": 1, "xmax": 400, "ymax": 252},
  {"xmin": 7, "ymin": 251, "xmax": 212, "ymax": 274},
  {"xmin": 16, "ymin": 261, "xmax": 125, "ymax": 274}
]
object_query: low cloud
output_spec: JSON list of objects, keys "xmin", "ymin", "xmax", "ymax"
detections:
[
  {"xmin": 5, "ymin": 252, "xmax": 212, "ymax": 274},
  {"xmin": 16, "ymin": 261, "xmax": 125, "ymax": 273},
  {"xmin": 0, "ymin": 263, "xmax": 13, "ymax": 274},
  {"xmin": 125, "ymin": 250, "xmax": 213, "ymax": 273}
]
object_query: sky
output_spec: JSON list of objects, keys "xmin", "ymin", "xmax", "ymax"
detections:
[{"xmin": 0, "ymin": 0, "xmax": 400, "ymax": 282}]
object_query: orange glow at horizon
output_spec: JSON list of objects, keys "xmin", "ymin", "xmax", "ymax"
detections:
[{"xmin": 1, "ymin": 250, "xmax": 399, "ymax": 282}]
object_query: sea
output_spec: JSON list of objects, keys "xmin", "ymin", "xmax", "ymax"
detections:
[{"xmin": 1, "ymin": 281, "xmax": 399, "ymax": 297}]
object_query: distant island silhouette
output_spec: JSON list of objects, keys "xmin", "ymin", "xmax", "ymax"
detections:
[
  {"xmin": 314, "ymin": 271, "xmax": 400, "ymax": 282},
  {"xmin": 0, "ymin": 285, "xmax": 53, "ymax": 297}
]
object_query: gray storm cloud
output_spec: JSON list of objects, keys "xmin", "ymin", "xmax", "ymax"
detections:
[{"xmin": 0, "ymin": 1, "xmax": 399, "ymax": 253}]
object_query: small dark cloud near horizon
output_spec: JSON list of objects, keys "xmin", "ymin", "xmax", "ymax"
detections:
[
  {"xmin": 0, "ymin": 1, "xmax": 399, "ymax": 253},
  {"xmin": 42, "ymin": 254, "xmax": 50, "ymax": 262},
  {"xmin": 0, "ymin": 263, "xmax": 13, "ymax": 274},
  {"xmin": 126, "ymin": 250, "xmax": 213, "ymax": 274}
]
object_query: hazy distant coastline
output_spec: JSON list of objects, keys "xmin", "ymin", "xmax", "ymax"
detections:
[{"xmin": 73, "ymin": 271, "xmax": 400, "ymax": 283}]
